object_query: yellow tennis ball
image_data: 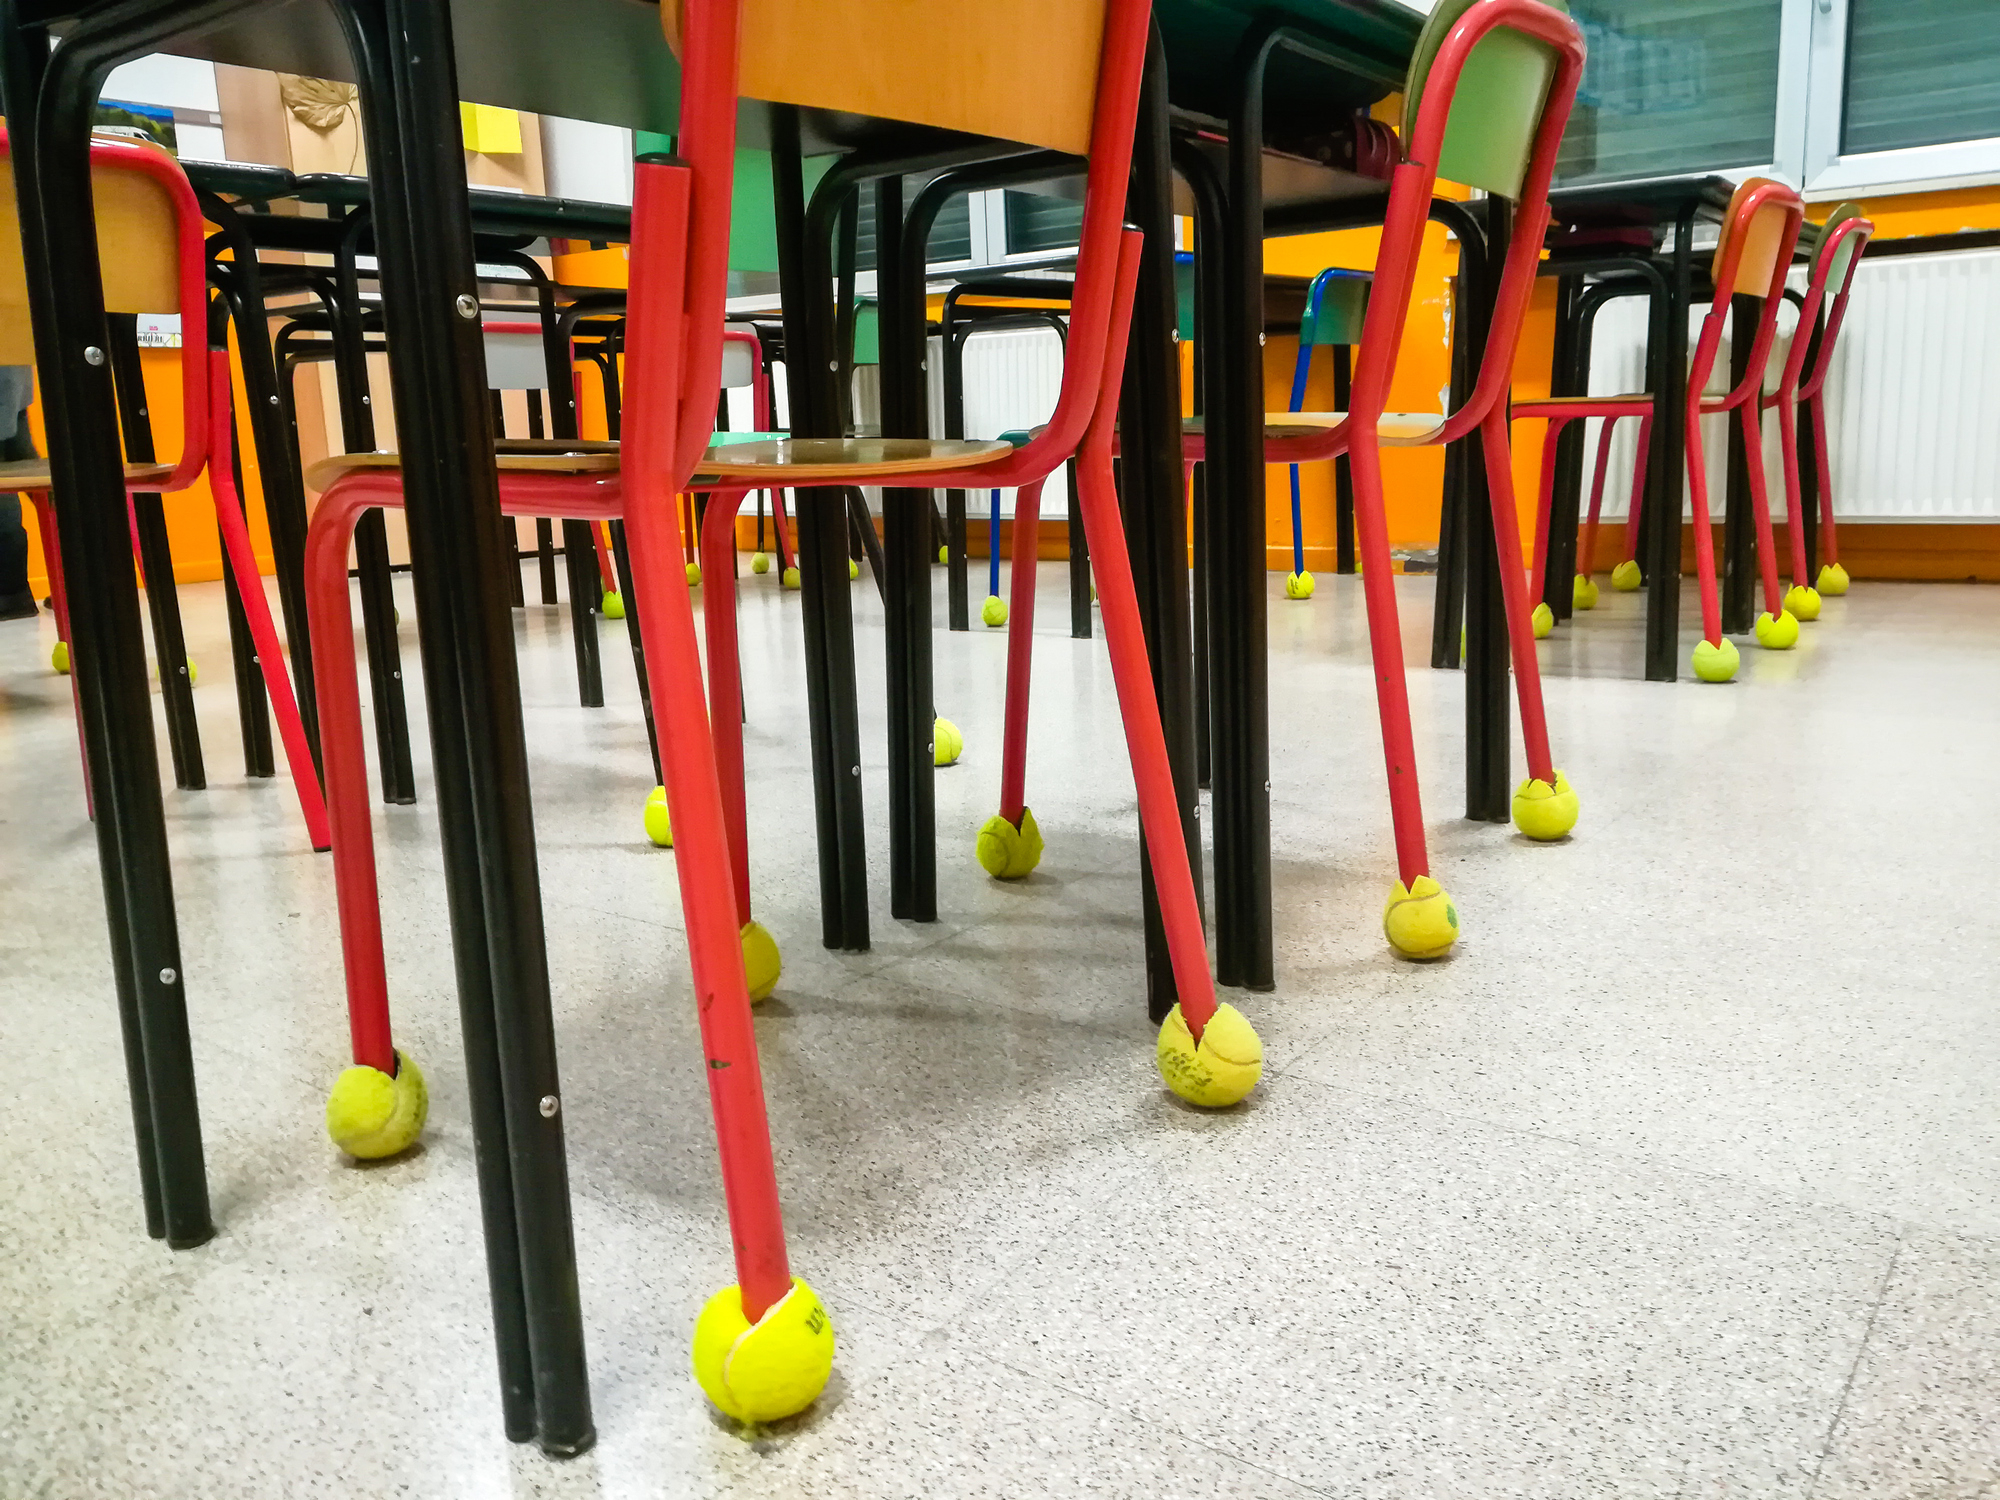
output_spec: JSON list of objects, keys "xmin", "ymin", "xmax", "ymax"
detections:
[
  {"xmin": 692, "ymin": 1278, "xmax": 835, "ymax": 1425},
  {"xmin": 847, "ymin": 559, "xmax": 859, "ymax": 580},
  {"xmin": 600, "ymin": 589, "xmax": 626, "ymax": 619},
  {"xmin": 1691, "ymin": 637, "xmax": 1739, "ymax": 682},
  {"xmin": 1155, "ymin": 1001, "xmax": 1263, "ymax": 1107},
  {"xmin": 686, "ymin": 562, "xmax": 702, "ymax": 587},
  {"xmin": 751, "ymin": 551, "xmax": 771, "ymax": 575},
  {"xmin": 1816, "ymin": 562, "xmax": 1850, "ymax": 595},
  {"xmin": 1511, "ymin": 769, "xmax": 1579, "ymax": 841},
  {"xmin": 1531, "ymin": 601, "xmax": 1554, "ymax": 639},
  {"xmin": 740, "ymin": 920, "xmax": 781, "ymax": 1002},
  {"xmin": 781, "ymin": 566, "xmax": 801, "ymax": 590},
  {"xmin": 981, "ymin": 595, "xmax": 1008, "ymax": 628},
  {"xmin": 937, "ymin": 544, "xmax": 949, "ymax": 564},
  {"xmin": 51, "ymin": 639, "xmax": 69, "ymax": 675},
  {"xmin": 933, "ymin": 716, "xmax": 963, "ymax": 767},
  {"xmin": 1783, "ymin": 583, "xmax": 1821, "ymax": 622},
  {"xmin": 1284, "ymin": 570, "xmax": 1315, "ymax": 600},
  {"xmin": 1383, "ymin": 874, "xmax": 1458, "ymax": 959},
  {"xmin": 1611, "ymin": 559, "xmax": 1642, "ymax": 592},
  {"xmin": 157, "ymin": 657, "xmax": 197, "ymax": 687},
  {"xmin": 1572, "ymin": 573, "xmax": 1598, "ymax": 611},
  {"xmin": 644, "ymin": 785, "xmax": 673, "ymax": 848},
  {"xmin": 975, "ymin": 807, "xmax": 1043, "ymax": 879},
  {"xmin": 325, "ymin": 1050, "xmax": 427, "ymax": 1159},
  {"xmin": 1754, "ymin": 609, "xmax": 1799, "ymax": 650}
]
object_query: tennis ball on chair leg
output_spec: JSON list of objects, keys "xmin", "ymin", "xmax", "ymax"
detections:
[
  {"xmin": 751, "ymin": 551, "xmax": 771, "ymax": 575},
  {"xmin": 644, "ymin": 785, "xmax": 673, "ymax": 847},
  {"xmin": 781, "ymin": 565, "xmax": 801, "ymax": 590},
  {"xmin": 1531, "ymin": 601, "xmax": 1554, "ymax": 639},
  {"xmin": 976, "ymin": 807, "xmax": 1043, "ymax": 878},
  {"xmin": 600, "ymin": 589, "xmax": 626, "ymax": 619},
  {"xmin": 937, "ymin": 544, "xmax": 949, "ymax": 564},
  {"xmin": 1383, "ymin": 874, "xmax": 1458, "ymax": 959},
  {"xmin": 51, "ymin": 639, "xmax": 69, "ymax": 675},
  {"xmin": 1611, "ymin": 559, "xmax": 1642, "ymax": 591},
  {"xmin": 981, "ymin": 595, "xmax": 1008, "ymax": 628},
  {"xmin": 1691, "ymin": 637, "xmax": 1740, "ymax": 682},
  {"xmin": 740, "ymin": 921, "xmax": 781, "ymax": 1002},
  {"xmin": 1783, "ymin": 583, "xmax": 1821, "ymax": 621},
  {"xmin": 693, "ymin": 1278, "xmax": 835, "ymax": 1425},
  {"xmin": 686, "ymin": 561, "xmax": 702, "ymax": 587},
  {"xmin": 1817, "ymin": 562, "xmax": 1849, "ymax": 595},
  {"xmin": 326, "ymin": 1049, "xmax": 428, "ymax": 1159},
  {"xmin": 1284, "ymin": 570, "xmax": 1315, "ymax": 600},
  {"xmin": 848, "ymin": 558, "xmax": 859, "ymax": 580},
  {"xmin": 1573, "ymin": 573, "xmax": 1598, "ymax": 611},
  {"xmin": 1156, "ymin": 1002, "xmax": 1263, "ymax": 1107},
  {"xmin": 1511, "ymin": 769, "xmax": 1579, "ymax": 840},
  {"xmin": 1754, "ymin": 608, "xmax": 1799, "ymax": 650},
  {"xmin": 932, "ymin": 716, "xmax": 963, "ymax": 767}
]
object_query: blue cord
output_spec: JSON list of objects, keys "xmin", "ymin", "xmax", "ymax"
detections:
[{"xmin": 989, "ymin": 489, "xmax": 1002, "ymax": 598}]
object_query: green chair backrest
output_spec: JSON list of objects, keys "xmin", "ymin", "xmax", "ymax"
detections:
[
  {"xmin": 1811, "ymin": 201, "xmax": 1869, "ymax": 289},
  {"xmin": 1401, "ymin": 0, "xmax": 1569, "ymax": 200},
  {"xmin": 1300, "ymin": 268, "xmax": 1371, "ymax": 347}
]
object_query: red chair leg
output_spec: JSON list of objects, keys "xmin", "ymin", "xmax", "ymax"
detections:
[
  {"xmin": 1684, "ymin": 406, "xmax": 1730, "ymax": 678},
  {"xmin": 206, "ymin": 353, "xmax": 330, "ymax": 850},
  {"xmin": 998, "ymin": 477, "xmax": 1043, "ymax": 824},
  {"xmin": 303, "ymin": 484, "xmax": 397, "ymax": 1079},
  {"xmin": 1580, "ymin": 415, "xmax": 1618, "ymax": 578},
  {"xmin": 592, "ymin": 519, "xmax": 616, "ymax": 592},
  {"xmin": 697, "ymin": 488, "xmax": 752, "ymax": 922},
  {"xmin": 1530, "ymin": 415, "xmax": 1566, "ymax": 605},
  {"xmin": 1348, "ymin": 430, "xmax": 1459, "ymax": 958},
  {"xmin": 771, "ymin": 488, "xmax": 796, "ymax": 573},
  {"xmin": 1621, "ymin": 415, "xmax": 1651, "ymax": 566},
  {"xmin": 623, "ymin": 471, "xmax": 794, "ymax": 1323},
  {"xmin": 1739, "ymin": 405, "xmax": 1792, "ymax": 634},
  {"xmin": 1481, "ymin": 409, "xmax": 1558, "ymax": 786},
  {"xmin": 1812, "ymin": 397, "xmax": 1840, "ymax": 567}
]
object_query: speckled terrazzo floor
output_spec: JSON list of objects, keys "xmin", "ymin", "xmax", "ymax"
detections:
[{"xmin": 2, "ymin": 562, "xmax": 1996, "ymax": 1499}]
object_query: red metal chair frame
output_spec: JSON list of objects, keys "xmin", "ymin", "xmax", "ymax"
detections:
[
  {"xmin": 7, "ymin": 129, "xmax": 328, "ymax": 850},
  {"xmin": 308, "ymin": 0, "xmax": 1161, "ymax": 1328},
  {"xmin": 1519, "ymin": 179, "xmax": 1807, "ymax": 652}
]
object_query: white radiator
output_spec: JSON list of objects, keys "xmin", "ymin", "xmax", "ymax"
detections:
[{"xmin": 1577, "ymin": 247, "xmax": 2000, "ymax": 523}]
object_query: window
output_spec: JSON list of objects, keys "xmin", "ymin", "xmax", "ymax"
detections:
[
  {"xmin": 1555, "ymin": 0, "xmax": 1785, "ymax": 186},
  {"xmin": 1002, "ymin": 190, "xmax": 1084, "ymax": 257},
  {"xmin": 849, "ymin": 183, "xmax": 974, "ymax": 273},
  {"xmin": 1547, "ymin": 0, "xmax": 2000, "ymax": 197}
]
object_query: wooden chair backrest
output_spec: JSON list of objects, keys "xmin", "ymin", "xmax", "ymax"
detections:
[
  {"xmin": 661, "ymin": 0, "xmax": 1105, "ymax": 155},
  {"xmin": 1712, "ymin": 176, "xmax": 1796, "ymax": 300},
  {"xmin": 0, "ymin": 144, "xmax": 182, "ymax": 364}
]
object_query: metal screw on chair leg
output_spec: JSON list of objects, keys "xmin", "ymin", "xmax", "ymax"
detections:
[
  {"xmin": 851, "ymin": 765, "xmax": 860, "ymax": 776},
  {"xmin": 455, "ymin": 294, "xmax": 479, "ymax": 318},
  {"xmin": 159, "ymin": 968, "xmax": 177, "ymax": 985},
  {"xmin": 83, "ymin": 346, "xmax": 104, "ymax": 366},
  {"xmin": 539, "ymin": 1095, "xmax": 559, "ymax": 1118}
]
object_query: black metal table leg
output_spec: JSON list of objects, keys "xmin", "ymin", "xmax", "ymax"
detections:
[
  {"xmin": 1124, "ymin": 20, "xmax": 1205, "ymax": 1018},
  {"xmin": 1065, "ymin": 457, "xmax": 1091, "ymax": 638},
  {"xmin": 1643, "ymin": 207, "xmax": 1694, "ymax": 682},
  {"xmin": 328, "ymin": 210, "xmax": 418, "ymax": 802},
  {"xmin": 203, "ymin": 194, "xmax": 322, "ymax": 770},
  {"xmin": 333, "ymin": 0, "xmax": 592, "ymax": 1454},
  {"xmin": 1332, "ymin": 345, "xmax": 1356, "ymax": 574},
  {"xmin": 106, "ymin": 317, "xmax": 205, "ymax": 788},
  {"xmin": 879, "ymin": 175, "xmax": 937, "ymax": 923},
  {"xmin": 1457, "ymin": 200, "xmax": 1509, "ymax": 823},
  {"xmin": 772, "ymin": 110, "xmax": 869, "ymax": 952},
  {"xmin": 1540, "ymin": 272, "xmax": 1588, "ymax": 621},
  {"xmin": 1721, "ymin": 293, "xmax": 1757, "ymax": 634},
  {"xmin": 2, "ymin": 0, "xmax": 218, "ymax": 1252}
]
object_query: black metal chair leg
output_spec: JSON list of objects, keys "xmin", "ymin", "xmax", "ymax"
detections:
[{"xmin": 333, "ymin": 0, "xmax": 593, "ymax": 1455}]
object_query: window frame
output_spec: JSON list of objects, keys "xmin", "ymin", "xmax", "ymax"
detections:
[{"xmin": 1798, "ymin": 0, "xmax": 2000, "ymax": 199}]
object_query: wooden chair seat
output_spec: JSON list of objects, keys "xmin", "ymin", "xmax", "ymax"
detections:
[
  {"xmin": 0, "ymin": 458, "xmax": 175, "ymax": 490},
  {"xmin": 306, "ymin": 440, "xmax": 623, "ymax": 492},
  {"xmin": 1183, "ymin": 411, "xmax": 1446, "ymax": 446},
  {"xmin": 693, "ymin": 436, "xmax": 1013, "ymax": 483}
]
